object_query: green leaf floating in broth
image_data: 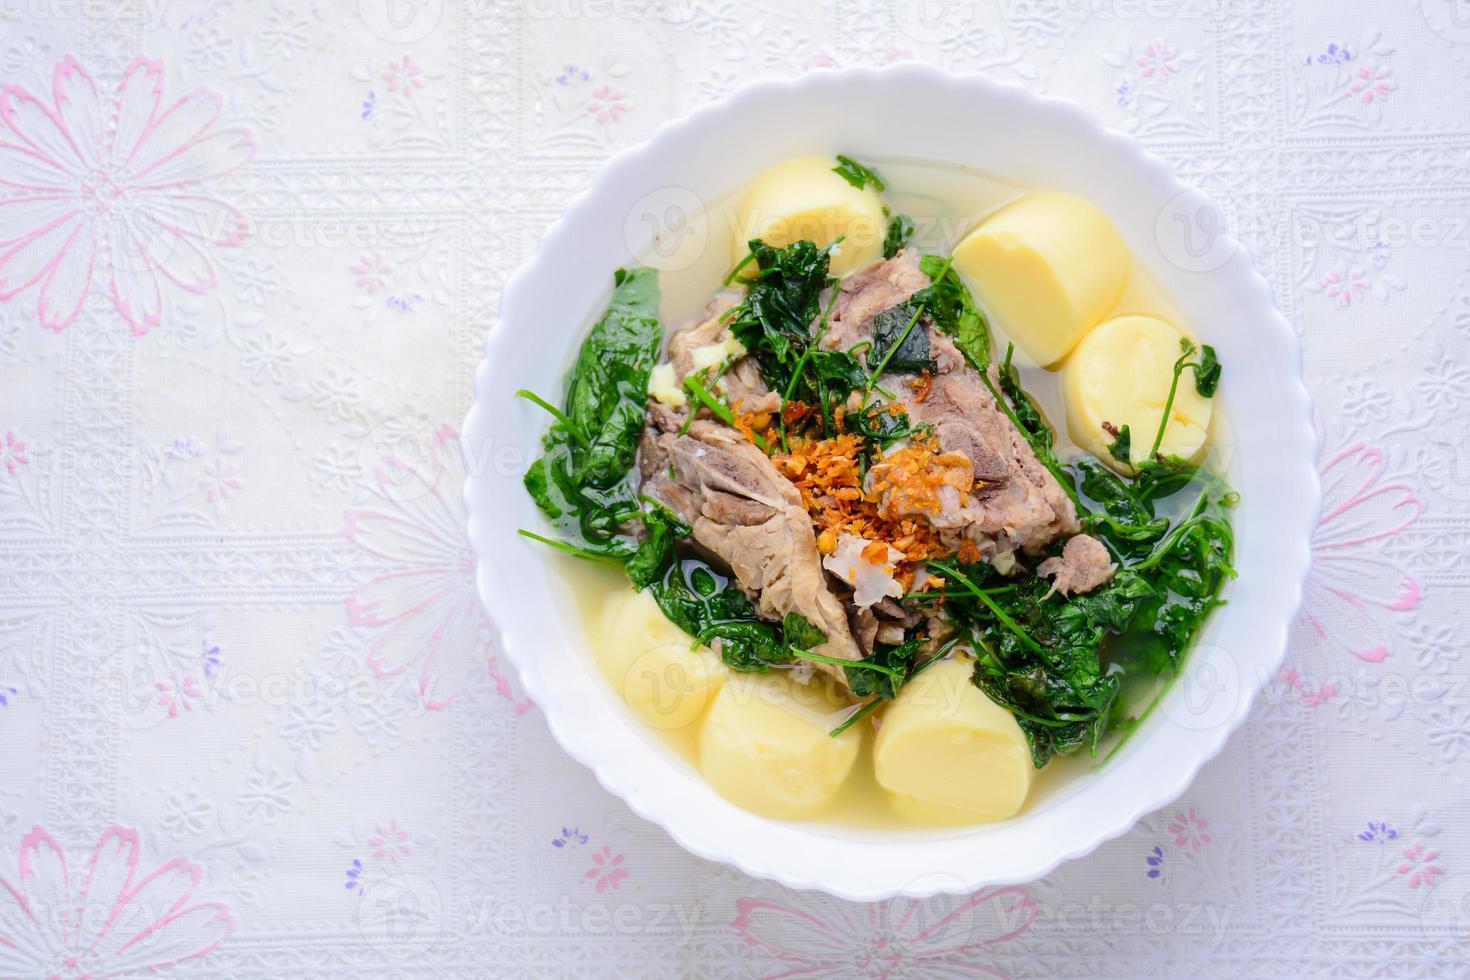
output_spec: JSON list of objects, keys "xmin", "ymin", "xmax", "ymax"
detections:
[
  {"xmin": 650, "ymin": 558, "xmax": 792, "ymax": 673},
  {"xmin": 521, "ymin": 266, "xmax": 663, "ymax": 556},
  {"xmin": 832, "ymin": 154, "xmax": 887, "ymax": 192},
  {"xmin": 883, "ymin": 213, "xmax": 915, "ymax": 258}
]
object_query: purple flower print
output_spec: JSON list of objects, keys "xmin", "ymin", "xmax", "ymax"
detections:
[
  {"xmin": 1396, "ymin": 843, "xmax": 1443, "ymax": 889},
  {"xmin": 583, "ymin": 846, "xmax": 628, "ymax": 893},
  {"xmin": 0, "ymin": 57, "xmax": 253, "ymax": 334},
  {"xmin": 1168, "ymin": 807, "xmax": 1212, "ymax": 853},
  {"xmin": 1306, "ymin": 43, "xmax": 1353, "ymax": 65},
  {"xmin": 360, "ymin": 90, "xmax": 377, "ymax": 121},
  {"xmin": 386, "ymin": 292, "xmax": 422, "ymax": 314},
  {"xmin": 556, "ymin": 64, "xmax": 590, "ymax": 85},
  {"xmin": 1367, "ymin": 240, "xmax": 1390, "ymax": 270},
  {"xmin": 0, "ymin": 686, "xmax": 17, "ymax": 707},
  {"xmin": 1, "ymin": 430, "xmax": 28, "ymax": 476},
  {"xmin": 345, "ymin": 858, "xmax": 364, "ymax": 890},
  {"xmin": 1145, "ymin": 845, "xmax": 1165, "ymax": 880},
  {"xmin": 1359, "ymin": 821, "xmax": 1399, "ymax": 843},
  {"xmin": 552, "ymin": 826, "xmax": 589, "ymax": 849},
  {"xmin": 202, "ymin": 640, "xmax": 222, "ymax": 678},
  {"xmin": 1116, "ymin": 78, "xmax": 1136, "ymax": 108}
]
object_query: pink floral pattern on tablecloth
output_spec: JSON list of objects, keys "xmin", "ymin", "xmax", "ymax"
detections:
[
  {"xmin": 0, "ymin": 825, "xmax": 234, "ymax": 976},
  {"xmin": 734, "ymin": 887, "xmax": 1036, "ymax": 979},
  {"xmin": 343, "ymin": 424, "xmax": 531, "ymax": 714},
  {"xmin": 0, "ymin": 56, "xmax": 253, "ymax": 333},
  {"xmin": 1301, "ymin": 441, "xmax": 1422, "ymax": 663}
]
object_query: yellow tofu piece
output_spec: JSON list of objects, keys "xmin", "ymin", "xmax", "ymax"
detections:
[
  {"xmin": 733, "ymin": 156, "xmax": 886, "ymax": 278},
  {"xmin": 597, "ymin": 589, "xmax": 728, "ymax": 731},
  {"xmin": 699, "ymin": 672, "xmax": 861, "ymax": 820},
  {"xmin": 951, "ymin": 193, "xmax": 1130, "ymax": 367},
  {"xmin": 873, "ymin": 657, "xmax": 1032, "ymax": 821},
  {"xmin": 1063, "ymin": 314, "xmax": 1213, "ymax": 471}
]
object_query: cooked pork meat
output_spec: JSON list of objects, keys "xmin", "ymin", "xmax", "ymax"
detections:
[
  {"xmin": 642, "ymin": 417, "xmax": 862, "ymax": 676},
  {"xmin": 828, "ymin": 249, "xmax": 1079, "ymax": 558},
  {"xmin": 667, "ymin": 299, "xmax": 779, "ymax": 416},
  {"xmin": 637, "ymin": 250, "xmax": 1105, "ymax": 688},
  {"xmin": 1037, "ymin": 533, "xmax": 1117, "ymax": 596}
]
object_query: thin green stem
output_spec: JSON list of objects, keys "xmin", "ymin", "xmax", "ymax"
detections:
[
  {"xmin": 685, "ymin": 375, "xmax": 768, "ymax": 451},
  {"xmin": 1149, "ymin": 343, "xmax": 1197, "ymax": 459},
  {"xmin": 929, "ymin": 559, "xmax": 1047, "ymax": 657},
  {"xmin": 722, "ymin": 251, "xmax": 756, "ymax": 286},
  {"xmin": 777, "ymin": 283, "xmax": 842, "ymax": 451},
  {"xmin": 791, "ymin": 648, "xmax": 905, "ymax": 680},
  {"xmin": 862, "ymin": 255, "xmax": 953, "ymax": 400},
  {"xmin": 515, "ymin": 389, "xmax": 588, "ymax": 447},
  {"xmin": 517, "ymin": 529, "xmax": 621, "ymax": 561}
]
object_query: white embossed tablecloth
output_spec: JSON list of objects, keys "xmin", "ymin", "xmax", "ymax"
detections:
[{"xmin": 0, "ymin": 1, "xmax": 1467, "ymax": 976}]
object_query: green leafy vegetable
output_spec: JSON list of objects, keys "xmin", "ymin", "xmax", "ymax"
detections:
[
  {"xmin": 931, "ymin": 468, "xmax": 1236, "ymax": 767},
  {"xmin": 829, "ymin": 637, "xmax": 961, "ymax": 737},
  {"xmin": 521, "ymin": 267, "xmax": 663, "ymax": 556},
  {"xmin": 651, "ymin": 558, "xmax": 792, "ymax": 672},
  {"xmin": 1074, "ymin": 456, "xmax": 1168, "ymax": 552},
  {"xmin": 883, "ymin": 214, "xmax": 915, "ymax": 258},
  {"xmin": 844, "ymin": 638, "xmax": 920, "ymax": 700},
  {"xmin": 625, "ymin": 504, "xmax": 688, "ymax": 590},
  {"xmin": 916, "ymin": 254, "xmax": 990, "ymax": 371},
  {"xmin": 848, "ymin": 401, "xmax": 928, "ymax": 453},
  {"xmin": 729, "ymin": 239, "xmax": 836, "ymax": 396},
  {"xmin": 1194, "ymin": 344, "xmax": 1221, "ymax": 397},
  {"xmin": 984, "ymin": 343, "xmax": 1077, "ymax": 507},
  {"xmin": 1104, "ymin": 423, "xmax": 1131, "ymax": 464},
  {"xmin": 782, "ymin": 612, "xmax": 828, "ymax": 651},
  {"xmin": 832, "ymin": 154, "xmax": 886, "ymax": 192},
  {"xmin": 1148, "ymin": 339, "xmax": 1220, "ymax": 459},
  {"xmin": 868, "ymin": 302, "xmax": 937, "ymax": 376}
]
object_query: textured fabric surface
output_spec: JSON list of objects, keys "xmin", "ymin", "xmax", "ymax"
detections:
[{"xmin": 0, "ymin": 1, "xmax": 1467, "ymax": 976}]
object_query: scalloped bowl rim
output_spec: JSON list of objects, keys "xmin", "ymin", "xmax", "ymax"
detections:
[{"xmin": 463, "ymin": 64, "xmax": 1318, "ymax": 901}]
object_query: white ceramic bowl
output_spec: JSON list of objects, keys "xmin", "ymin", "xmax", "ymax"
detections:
[{"xmin": 463, "ymin": 64, "xmax": 1317, "ymax": 901}]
